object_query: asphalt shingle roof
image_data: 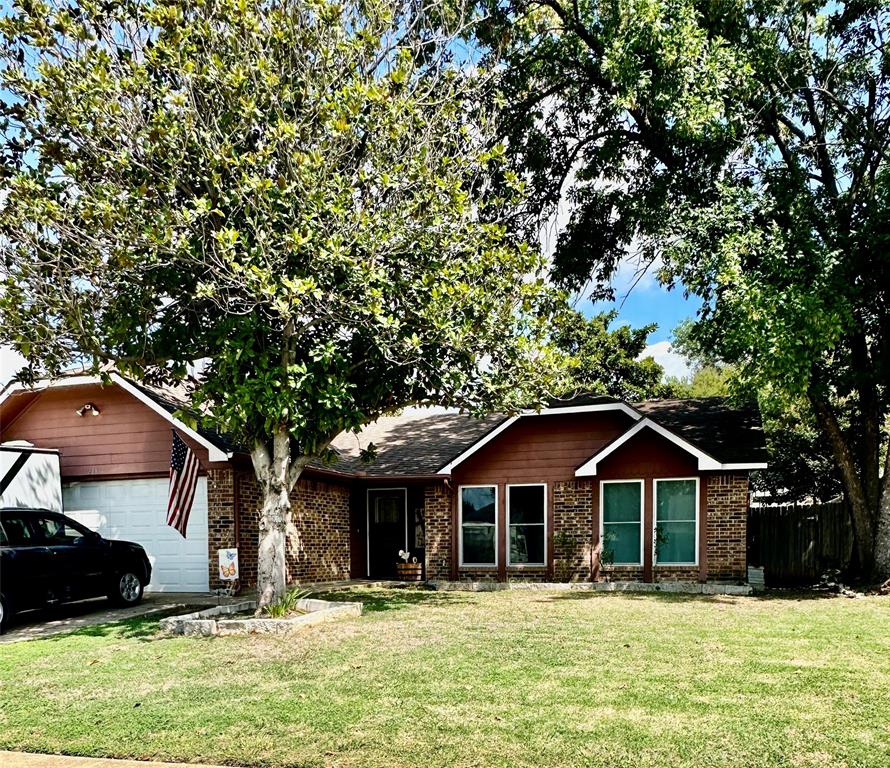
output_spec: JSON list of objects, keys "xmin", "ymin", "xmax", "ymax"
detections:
[
  {"xmin": 324, "ymin": 396, "xmax": 765, "ymax": 477},
  {"xmin": 325, "ymin": 410, "xmax": 507, "ymax": 477},
  {"xmin": 633, "ymin": 397, "xmax": 768, "ymax": 465}
]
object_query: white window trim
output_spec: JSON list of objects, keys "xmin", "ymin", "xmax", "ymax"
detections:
[
  {"xmin": 506, "ymin": 483, "xmax": 547, "ymax": 567},
  {"xmin": 653, "ymin": 477, "xmax": 700, "ymax": 567},
  {"xmin": 599, "ymin": 479, "xmax": 644, "ymax": 566},
  {"xmin": 458, "ymin": 484, "xmax": 499, "ymax": 568},
  {"xmin": 365, "ymin": 487, "xmax": 408, "ymax": 578}
]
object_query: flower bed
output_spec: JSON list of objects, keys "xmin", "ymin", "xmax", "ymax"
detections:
[{"xmin": 159, "ymin": 597, "xmax": 363, "ymax": 636}]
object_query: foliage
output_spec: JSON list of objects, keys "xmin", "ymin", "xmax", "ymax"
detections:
[
  {"xmin": 262, "ymin": 587, "xmax": 311, "ymax": 619},
  {"xmin": 0, "ymin": 0, "xmax": 568, "ymax": 602},
  {"xmin": 552, "ymin": 529, "xmax": 579, "ymax": 581},
  {"xmin": 553, "ymin": 309, "xmax": 671, "ymax": 401},
  {"xmin": 665, "ymin": 365, "xmax": 732, "ymax": 399},
  {"xmin": 471, "ymin": 0, "xmax": 890, "ymax": 575}
]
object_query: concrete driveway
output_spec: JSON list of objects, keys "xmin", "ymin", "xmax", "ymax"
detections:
[{"xmin": 1, "ymin": 592, "xmax": 239, "ymax": 643}]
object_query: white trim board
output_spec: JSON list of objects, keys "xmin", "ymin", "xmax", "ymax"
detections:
[
  {"xmin": 0, "ymin": 373, "xmax": 230, "ymax": 463},
  {"xmin": 437, "ymin": 402, "xmax": 641, "ymax": 474},
  {"xmin": 575, "ymin": 418, "xmax": 767, "ymax": 476}
]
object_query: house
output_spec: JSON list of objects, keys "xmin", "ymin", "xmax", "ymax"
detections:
[{"xmin": 0, "ymin": 375, "xmax": 766, "ymax": 590}]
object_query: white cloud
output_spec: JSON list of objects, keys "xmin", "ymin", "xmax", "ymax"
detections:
[
  {"xmin": 639, "ymin": 340, "xmax": 691, "ymax": 380},
  {"xmin": 0, "ymin": 345, "xmax": 26, "ymax": 386}
]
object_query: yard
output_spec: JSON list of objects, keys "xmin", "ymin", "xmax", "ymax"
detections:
[{"xmin": 0, "ymin": 588, "xmax": 888, "ymax": 768}]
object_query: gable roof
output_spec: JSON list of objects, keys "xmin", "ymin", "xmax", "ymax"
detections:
[
  {"xmin": 0, "ymin": 372, "xmax": 232, "ymax": 462},
  {"xmin": 327, "ymin": 396, "xmax": 766, "ymax": 478}
]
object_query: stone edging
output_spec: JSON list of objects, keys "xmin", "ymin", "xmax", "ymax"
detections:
[
  {"xmin": 428, "ymin": 580, "xmax": 753, "ymax": 596},
  {"xmin": 159, "ymin": 598, "xmax": 363, "ymax": 636}
]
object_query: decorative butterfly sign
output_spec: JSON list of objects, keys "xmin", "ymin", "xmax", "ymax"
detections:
[{"xmin": 218, "ymin": 548, "xmax": 239, "ymax": 581}]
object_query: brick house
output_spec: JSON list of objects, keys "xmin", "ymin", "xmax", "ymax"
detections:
[{"xmin": 1, "ymin": 377, "xmax": 766, "ymax": 590}]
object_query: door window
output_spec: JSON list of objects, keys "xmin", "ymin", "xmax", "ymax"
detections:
[
  {"xmin": 1, "ymin": 515, "xmax": 35, "ymax": 546},
  {"xmin": 34, "ymin": 516, "xmax": 91, "ymax": 544}
]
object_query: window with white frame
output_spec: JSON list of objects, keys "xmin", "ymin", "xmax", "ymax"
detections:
[
  {"xmin": 459, "ymin": 486, "xmax": 497, "ymax": 566},
  {"xmin": 601, "ymin": 481, "xmax": 643, "ymax": 565},
  {"xmin": 654, "ymin": 478, "xmax": 698, "ymax": 564},
  {"xmin": 507, "ymin": 484, "xmax": 546, "ymax": 565}
]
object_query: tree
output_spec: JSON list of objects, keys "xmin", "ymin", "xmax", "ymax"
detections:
[
  {"xmin": 665, "ymin": 366, "xmax": 731, "ymax": 399},
  {"xmin": 0, "ymin": 0, "xmax": 567, "ymax": 607},
  {"xmin": 553, "ymin": 309, "xmax": 671, "ymax": 400},
  {"xmin": 472, "ymin": 0, "xmax": 890, "ymax": 578}
]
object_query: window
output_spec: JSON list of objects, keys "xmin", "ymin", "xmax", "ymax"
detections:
[
  {"xmin": 601, "ymin": 481, "xmax": 643, "ymax": 565},
  {"xmin": 507, "ymin": 484, "xmax": 546, "ymax": 565},
  {"xmin": 460, "ymin": 486, "xmax": 497, "ymax": 566},
  {"xmin": 1, "ymin": 515, "xmax": 35, "ymax": 546},
  {"xmin": 34, "ymin": 515, "xmax": 90, "ymax": 544},
  {"xmin": 655, "ymin": 478, "xmax": 698, "ymax": 565}
]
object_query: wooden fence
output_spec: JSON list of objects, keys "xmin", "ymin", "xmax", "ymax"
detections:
[{"xmin": 748, "ymin": 501, "xmax": 853, "ymax": 585}]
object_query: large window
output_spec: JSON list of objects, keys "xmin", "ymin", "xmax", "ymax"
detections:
[
  {"xmin": 601, "ymin": 481, "xmax": 643, "ymax": 565},
  {"xmin": 655, "ymin": 478, "xmax": 698, "ymax": 565},
  {"xmin": 507, "ymin": 484, "xmax": 546, "ymax": 566},
  {"xmin": 459, "ymin": 486, "xmax": 497, "ymax": 566}
]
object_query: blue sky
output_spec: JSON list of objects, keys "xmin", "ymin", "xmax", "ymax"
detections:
[{"xmin": 574, "ymin": 259, "xmax": 700, "ymax": 379}]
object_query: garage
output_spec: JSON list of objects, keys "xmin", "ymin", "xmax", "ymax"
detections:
[{"xmin": 62, "ymin": 477, "xmax": 210, "ymax": 592}]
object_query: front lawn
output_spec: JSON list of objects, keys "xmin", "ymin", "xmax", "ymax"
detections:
[{"xmin": 0, "ymin": 588, "xmax": 888, "ymax": 768}]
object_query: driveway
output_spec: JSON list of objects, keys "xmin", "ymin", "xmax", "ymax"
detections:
[{"xmin": 1, "ymin": 592, "xmax": 239, "ymax": 643}]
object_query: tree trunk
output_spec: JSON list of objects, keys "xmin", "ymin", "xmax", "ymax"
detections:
[
  {"xmin": 874, "ymin": 440, "xmax": 890, "ymax": 580},
  {"xmin": 808, "ymin": 392, "xmax": 875, "ymax": 576},
  {"xmin": 252, "ymin": 425, "xmax": 292, "ymax": 611}
]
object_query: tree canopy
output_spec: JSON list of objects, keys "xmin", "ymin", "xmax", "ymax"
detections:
[
  {"xmin": 554, "ymin": 309, "xmax": 671, "ymax": 401},
  {"xmin": 473, "ymin": 0, "xmax": 890, "ymax": 577},
  {"xmin": 0, "ymin": 0, "xmax": 567, "ymax": 604}
]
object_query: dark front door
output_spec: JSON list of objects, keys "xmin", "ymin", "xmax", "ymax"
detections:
[{"xmin": 367, "ymin": 489, "xmax": 407, "ymax": 579}]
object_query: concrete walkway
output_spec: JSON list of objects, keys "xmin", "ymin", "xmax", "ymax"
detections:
[
  {"xmin": 0, "ymin": 752, "xmax": 239, "ymax": 768},
  {"xmin": 0, "ymin": 592, "xmax": 242, "ymax": 644}
]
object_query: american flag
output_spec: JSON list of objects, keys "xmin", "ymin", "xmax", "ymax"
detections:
[{"xmin": 167, "ymin": 430, "xmax": 200, "ymax": 538}]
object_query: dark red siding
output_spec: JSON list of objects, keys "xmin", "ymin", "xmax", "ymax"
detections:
[{"xmin": 0, "ymin": 384, "xmax": 211, "ymax": 479}]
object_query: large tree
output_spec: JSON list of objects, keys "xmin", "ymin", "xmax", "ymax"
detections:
[
  {"xmin": 554, "ymin": 309, "xmax": 671, "ymax": 400},
  {"xmin": 0, "ymin": 0, "xmax": 567, "ymax": 606},
  {"xmin": 473, "ymin": 0, "xmax": 890, "ymax": 577}
]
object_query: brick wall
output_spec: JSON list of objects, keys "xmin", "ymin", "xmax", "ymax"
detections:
[
  {"xmin": 207, "ymin": 468, "xmax": 236, "ymax": 590},
  {"xmin": 424, "ymin": 483, "xmax": 452, "ymax": 580},
  {"xmin": 224, "ymin": 472, "xmax": 351, "ymax": 588},
  {"xmin": 553, "ymin": 480, "xmax": 594, "ymax": 581},
  {"xmin": 285, "ymin": 478, "xmax": 351, "ymax": 583},
  {"xmin": 706, "ymin": 473, "xmax": 748, "ymax": 580}
]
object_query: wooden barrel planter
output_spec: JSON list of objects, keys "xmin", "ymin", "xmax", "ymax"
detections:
[{"xmin": 395, "ymin": 562, "xmax": 424, "ymax": 582}]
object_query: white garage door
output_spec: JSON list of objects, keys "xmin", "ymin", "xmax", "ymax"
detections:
[{"xmin": 62, "ymin": 477, "xmax": 209, "ymax": 592}]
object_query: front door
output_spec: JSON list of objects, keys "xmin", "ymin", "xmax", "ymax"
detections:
[{"xmin": 367, "ymin": 488, "xmax": 407, "ymax": 579}]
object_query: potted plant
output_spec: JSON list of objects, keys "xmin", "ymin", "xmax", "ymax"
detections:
[{"xmin": 395, "ymin": 550, "xmax": 423, "ymax": 582}]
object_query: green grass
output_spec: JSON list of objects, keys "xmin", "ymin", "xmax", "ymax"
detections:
[{"xmin": 1, "ymin": 588, "xmax": 888, "ymax": 768}]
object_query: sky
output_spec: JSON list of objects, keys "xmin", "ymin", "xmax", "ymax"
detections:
[{"xmin": 578, "ymin": 259, "xmax": 699, "ymax": 380}]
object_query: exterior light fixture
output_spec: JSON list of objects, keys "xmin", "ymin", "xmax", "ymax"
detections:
[{"xmin": 75, "ymin": 403, "xmax": 101, "ymax": 417}]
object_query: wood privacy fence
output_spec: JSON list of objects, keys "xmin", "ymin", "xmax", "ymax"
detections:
[{"xmin": 748, "ymin": 501, "xmax": 853, "ymax": 585}]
